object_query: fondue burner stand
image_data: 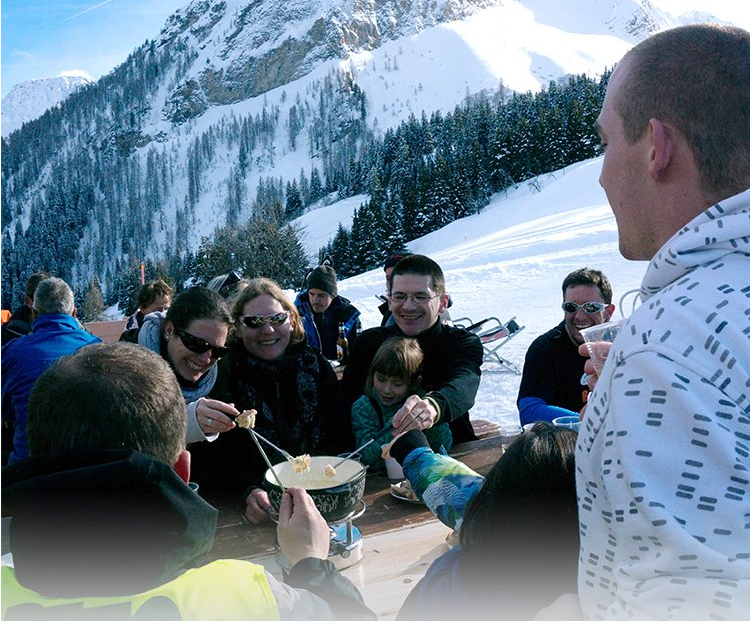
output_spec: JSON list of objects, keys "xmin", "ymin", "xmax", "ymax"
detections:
[
  {"xmin": 327, "ymin": 500, "xmax": 366, "ymax": 570},
  {"xmin": 276, "ymin": 500, "xmax": 366, "ymax": 572}
]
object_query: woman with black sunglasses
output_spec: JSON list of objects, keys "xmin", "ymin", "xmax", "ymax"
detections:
[
  {"xmin": 122, "ymin": 286, "xmax": 239, "ymax": 444},
  {"xmin": 188, "ymin": 278, "xmax": 354, "ymax": 521}
]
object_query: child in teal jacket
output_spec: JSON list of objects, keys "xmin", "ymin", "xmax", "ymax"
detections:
[{"xmin": 350, "ymin": 336, "xmax": 452, "ymax": 470}]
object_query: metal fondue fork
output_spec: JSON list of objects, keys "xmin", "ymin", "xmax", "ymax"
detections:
[
  {"xmin": 250, "ymin": 429, "xmax": 295, "ymax": 462},
  {"xmin": 248, "ymin": 430, "xmax": 286, "ymax": 493},
  {"xmin": 330, "ymin": 438, "xmax": 376, "ymax": 469}
]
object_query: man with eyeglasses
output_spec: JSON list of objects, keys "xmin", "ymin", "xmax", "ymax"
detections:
[
  {"xmin": 516, "ymin": 268, "xmax": 614, "ymax": 427},
  {"xmin": 342, "ymin": 255, "xmax": 483, "ymax": 445}
]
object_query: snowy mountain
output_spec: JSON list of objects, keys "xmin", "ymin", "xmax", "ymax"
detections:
[
  {"xmin": 0, "ymin": 0, "xmax": 718, "ymax": 309},
  {"xmin": 1, "ymin": 74, "xmax": 93, "ymax": 138}
]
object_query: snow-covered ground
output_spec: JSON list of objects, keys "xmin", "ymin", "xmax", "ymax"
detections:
[{"xmin": 296, "ymin": 156, "xmax": 647, "ymax": 430}]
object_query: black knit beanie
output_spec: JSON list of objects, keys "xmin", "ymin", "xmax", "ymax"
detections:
[{"xmin": 307, "ymin": 265, "xmax": 338, "ymax": 297}]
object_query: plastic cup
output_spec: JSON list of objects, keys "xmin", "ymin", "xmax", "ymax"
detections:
[
  {"xmin": 383, "ymin": 456, "xmax": 404, "ymax": 480},
  {"xmin": 500, "ymin": 424, "xmax": 523, "ymax": 450},
  {"xmin": 552, "ymin": 415, "xmax": 581, "ymax": 432},
  {"xmin": 381, "ymin": 444, "xmax": 405, "ymax": 480},
  {"xmin": 579, "ymin": 319, "xmax": 623, "ymax": 375}
]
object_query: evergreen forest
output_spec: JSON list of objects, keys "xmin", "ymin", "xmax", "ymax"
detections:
[{"xmin": 1, "ymin": 57, "xmax": 608, "ymax": 319}]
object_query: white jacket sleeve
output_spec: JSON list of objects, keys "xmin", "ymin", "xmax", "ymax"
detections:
[{"xmin": 185, "ymin": 399, "xmax": 219, "ymax": 444}]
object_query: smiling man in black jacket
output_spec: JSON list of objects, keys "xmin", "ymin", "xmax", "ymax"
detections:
[{"xmin": 342, "ymin": 255, "xmax": 483, "ymax": 445}]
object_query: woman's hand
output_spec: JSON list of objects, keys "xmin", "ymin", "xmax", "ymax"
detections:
[
  {"xmin": 196, "ymin": 398, "xmax": 238, "ymax": 435},
  {"xmin": 277, "ymin": 487, "xmax": 330, "ymax": 566},
  {"xmin": 244, "ymin": 488, "xmax": 272, "ymax": 524}
]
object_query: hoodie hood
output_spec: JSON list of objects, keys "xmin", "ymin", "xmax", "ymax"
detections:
[
  {"xmin": 640, "ymin": 188, "xmax": 750, "ymax": 301},
  {"xmin": 2, "ymin": 449, "xmax": 218, "ymax": 597}
]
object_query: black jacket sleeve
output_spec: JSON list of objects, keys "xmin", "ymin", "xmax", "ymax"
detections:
[
  {"xmin": 285, "ymin": 558, "xmax": 377, "ymax": 621},
  {"xmin": 340, "ymin": 328, "xmax": 389, "ymax": 412},
  {"xmin": 316, "ymin": 350, "xmax": 355, "ymax": 454},
  {"xmin": 422, "ymin": 326, "xmax": 483, "ymax": 424}
]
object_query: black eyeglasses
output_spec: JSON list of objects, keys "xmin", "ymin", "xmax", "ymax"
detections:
[
  {"xmin": 388, "ymin": 292, "xmax": 440, "ymax": 305},
  {"xmin": 240, "ymin": 311, "xmax": 290, "ymax": 329},
  {"xmin": 561, "ymin": 301, "xmax": 607, "ymax": 314},
  {"xmin": 174, "ymin": 326, "xmax": 229, "ymax": 360}
]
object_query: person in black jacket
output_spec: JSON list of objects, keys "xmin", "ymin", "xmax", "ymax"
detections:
[
  {"xmin": 2, "ymin": 342, "xmax": 375, "ymax": 621},
  {"xmin": 1, "ymin": 271, "xmax": 50, "ymax": 346},
  {"xmin": 189, "ymin": 278, "xmax": 353, "ymax": 524},
  {"xmin": 342, "ymin": 255, "xmax": 482, "ymax": 445},
  {"xmin": 516, "ymin": 268, "xmax": 614, "ymax": 426}
]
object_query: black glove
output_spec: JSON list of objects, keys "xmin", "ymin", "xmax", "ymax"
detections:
[{"xmin": 390, "ymin": 430, "xmax": 430, "ymax": 466}]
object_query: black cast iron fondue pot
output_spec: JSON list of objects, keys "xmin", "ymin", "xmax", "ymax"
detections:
[{"xmin": 262, "ymin": 456, "xmax": 367, "ymax": 522}]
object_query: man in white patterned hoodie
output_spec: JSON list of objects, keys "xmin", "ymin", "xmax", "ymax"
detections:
[{"xmin": 577, "ymin": 24, "xmax": 750, "ymax": 621}]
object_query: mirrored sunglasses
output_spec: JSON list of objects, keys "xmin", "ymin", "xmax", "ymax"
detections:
[
  {"xmin": 561, "ymin": 301, "xmax": 606, "ymax": 314},
  {"xmin": 174, "ymin": 326, "xmax": 229, "ymax": 359},
  {"xmin": 240, "ymin": 311, "xmax": 290, "ymax": 329}
]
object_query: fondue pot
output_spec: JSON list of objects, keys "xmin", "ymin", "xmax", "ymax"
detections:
[{"xmin": 262, "ymin": 455, "xmax": 367, "ymax": 522}]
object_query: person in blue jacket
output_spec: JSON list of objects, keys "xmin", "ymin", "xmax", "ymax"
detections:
[
  {"xmin": 294, "ymin": 263, "xmax": 361, "ymax": 361},
  {"xmin": 516, "ymin": 267, "xmax": 614, "ymax": 426},
  {"xmin": 1, "ymin": 277, "xmax": 101, "ymax": 465}
]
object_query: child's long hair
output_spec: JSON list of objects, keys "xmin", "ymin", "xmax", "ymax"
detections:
[{"xmin": 364, "ymin": 337, "xmax": 424, "ymax": 399}]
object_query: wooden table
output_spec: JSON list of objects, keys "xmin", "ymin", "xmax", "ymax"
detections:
[
  {"xmin": 202, "ymin": 434, "xmax": 503, "ymax": 619},
  {"xmin": 1, "ymin": 434, "xmax": 504, "ymax": 620}
]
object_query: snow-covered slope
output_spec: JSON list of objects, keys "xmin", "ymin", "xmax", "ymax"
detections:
[
  {"xmin": 311, "ymin": 155, "xmax": 647, "ymax": 428},
  {"xmin": 1, "ymin": 74, "xmax": 93, "ymax": 137}
]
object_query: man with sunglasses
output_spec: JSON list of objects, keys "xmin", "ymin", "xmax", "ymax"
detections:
[{"xmin": 516, "ymin": 267, "xmax": 614, "ymax": 426}]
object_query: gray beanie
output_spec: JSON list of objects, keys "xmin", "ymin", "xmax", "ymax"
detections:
[{"xmin": 307, "ymin": 265, "xmax": 338, "ymax": 297}]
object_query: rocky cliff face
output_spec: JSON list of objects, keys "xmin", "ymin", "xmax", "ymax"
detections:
[{"xmin": 158, "ymin": 0, "xmax": 504, "ymax": 124}]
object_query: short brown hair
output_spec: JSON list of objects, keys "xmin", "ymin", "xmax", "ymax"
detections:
[
  {"xmin": 27, "ymin": 342, "xmax": 186, "ymax": 465},
  {"xmin": 365, "ymin": 337, "xmax": 424, "ymax": 398},
  {"xmin": 137, "ymin": 279, "xmax": 173, "ymax": 310},
  {"xmin": 561, "ymin": 268, "xmax": 612, "ymax": 304},
  {"xmin": 24, "ymin": 272, "xmax": 51, "ymax": 299},
  {"xmin": 231, "ymin": 277, "xmax": 306, "ymax": 346},
  {"xmin": 389, "ymin": 254, "xmax": 446, "ymax": 294},
  {"xmin": 616, "ymin": 24, "xmax": 750, "ymax": 202}
]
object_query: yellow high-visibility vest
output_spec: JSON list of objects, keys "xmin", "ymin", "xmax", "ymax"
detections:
[{"xmin": 2, "ymin": 559, "xmax": 280, "ymax": 621}]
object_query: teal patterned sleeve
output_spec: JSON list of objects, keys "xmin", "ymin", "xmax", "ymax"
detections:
[
  {"xmin": 350, "ymin": 395, "xmax": 394, "ymax": 469},
  {"xmin": 402, "ymin": 447, "xmax": 485, "ymax": 531}
]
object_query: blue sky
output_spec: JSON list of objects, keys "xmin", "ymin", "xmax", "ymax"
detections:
[
  {"xmin": 2, "ymin": 1, "xmax": 749, "ymax": 99},
  {"xmin": 2, "ymin": 0, "xmax": 186, "ymax": 97}
]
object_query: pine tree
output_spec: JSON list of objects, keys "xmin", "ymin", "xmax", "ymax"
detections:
[
  {"xmin": 308, "ymin": 167, "xmax": 324, "ymax": 205},
  {"xmin": 81, "ymin": 275, "xmax": 105, "ymax": 322},
  {"xmin": 285, "ymin": 180, "xmax": 303, "ymax": 220}
]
